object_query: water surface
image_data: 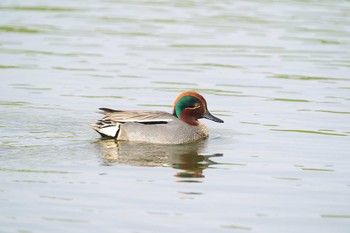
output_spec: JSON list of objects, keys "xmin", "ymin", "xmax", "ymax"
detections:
[{"xmin": 1, "ymin": 0, "xmax": 350, "ymax": 232}]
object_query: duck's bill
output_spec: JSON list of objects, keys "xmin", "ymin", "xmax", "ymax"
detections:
[{"xmin": 202, "ymin": 111, "xmax": 224, "ymax": 123}]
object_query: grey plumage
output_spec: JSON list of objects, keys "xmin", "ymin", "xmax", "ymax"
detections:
[{"xmin": 91, "ymin": 108, "xmax": 209, "ymax": 144}]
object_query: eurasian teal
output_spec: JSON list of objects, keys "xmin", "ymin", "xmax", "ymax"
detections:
[{"xmin": 91, "ymin": 91, "xmax": 224, "ymax": 144}]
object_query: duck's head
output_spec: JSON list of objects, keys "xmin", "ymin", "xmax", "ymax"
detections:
[{"xmin": 172, "ymin": 91, "xmax": 224, "ymax": 126}]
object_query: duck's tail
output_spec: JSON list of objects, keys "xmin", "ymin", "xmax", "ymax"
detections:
[{"xmin": 90, "ymin": 122, "xmax": 121, "ymax": 138}]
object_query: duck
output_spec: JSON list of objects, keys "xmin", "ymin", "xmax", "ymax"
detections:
[{"xmin": 91, "ymin": 91, "xmax": 224, "ymax": 144}]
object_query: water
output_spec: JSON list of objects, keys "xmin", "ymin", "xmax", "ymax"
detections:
[{"xmin": 1, "ymin": 0, "xmax": 350, "ymax": 232}]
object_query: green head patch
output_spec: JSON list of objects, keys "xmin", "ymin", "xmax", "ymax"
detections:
[{"xmin": 173, "ymin": 95, "xmax": 200, "ymax": 118}]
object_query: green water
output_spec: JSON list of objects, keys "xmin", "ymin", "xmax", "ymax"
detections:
[{"xmin": 1, "ymin": 0, "xmax": 350, "ymax": 232}]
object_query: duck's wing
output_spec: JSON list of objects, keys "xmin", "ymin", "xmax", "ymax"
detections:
[
  {"xmin": 91, "ymin": 108, "xmax": 175, "ymax": 138},
  {"xmin": 97, "ymin": 108, "xmax": 175, "ymax": 123}
]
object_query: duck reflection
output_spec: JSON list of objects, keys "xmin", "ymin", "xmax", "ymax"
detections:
[{"xmin": 96, "ymin": 139, "xmax": 223, "ymax": 178}]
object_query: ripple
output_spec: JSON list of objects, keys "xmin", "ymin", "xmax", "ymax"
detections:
[
  {"xmin": 274, "ymin": 177, "xmax": 302, "ymax": 181},
  {"xmin": 0, "ymin": 48, "xmax": 100, "ymax": 57},
  {"xmin": 302, "ymin": 168, "xmax": 334, "ymax": 172},
  {"xmin": 0, "ymin": 168, "xmax": 78, "ymax": 174},
  {"xmin": 271, "ymin": 129, "xmax": 348, "ymax": 137},
  {"xmin": 0, "ymin": 26, "xmax": 42, "ymax": 34},
  {"xmin": 152, "ymin": 81, "xmax": 197, "ymax": 86},
  {"xmin": 271, "ymin": 98, "xmax": 310, "ymax": 102},
  {"xmin": 270, "ymin": 74, "xmax": 349, "ymax": 82},
  {"xmin": 42, "ymin": 217, "xmax": 87, "ymax": 223},
  {"xmin": 315, "ymin": 110, "xmax": 350, "ymax": 115},
  {"xmin": 78, "ymin": 95, "xmax": 123, "ymax": 99},
  {"xmin": 222, "ymin": 225, "xmax": 252, "ymax": 231},
  {"xmin": 0, "ymin": 101, "xmax": 30, "ymax": 106},
  {"xmin": 321, "ymin": 214, "xmax": 350, "ymax": 219},
  {"xmin": 12, "ymin": 87, "xmax": 52, "ymax": 91},
  {"xmin": 0, "ymin": 65, "xmax": 19, "ymax": 69},
  {"xmin": 217, "ymin": 84, "xmax": 282, "ymax": 90},
  {"xmin": 0, "ymin": 6, "xmax": 80, "ymax": 12},
  {"xmin": 175, "ymin": 63, "xmax": 242, "ymax": 69}
]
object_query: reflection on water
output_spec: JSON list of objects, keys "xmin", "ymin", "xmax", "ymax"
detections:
[{"xmin": 97, "ymin": 139, "xmax": 222, "ymax": 178}]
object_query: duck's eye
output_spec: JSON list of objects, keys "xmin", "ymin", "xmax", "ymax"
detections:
[{"xmin": 187, "ymin": 103, "xmax": 200, "ymax": 109}]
